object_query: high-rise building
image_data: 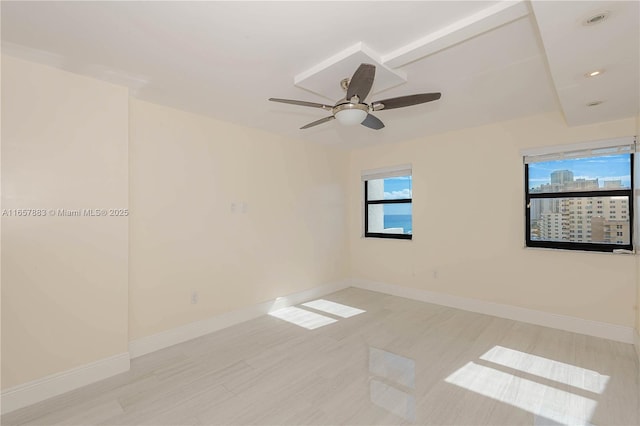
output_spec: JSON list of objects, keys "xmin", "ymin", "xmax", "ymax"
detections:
[
  {"xmin": 550, "ymin": 170, "xmax": 574, "ymax": 185},
  {"xmin": 603, "ymin": 180, "xmax": 623, "ymax": 189},
  {"xmin": 532, "ymin": 170, "xmax": 629, "ymax": 244},
  {"xmin": 591, "ymin": 217, "xmax": 629, "ymax": 244},
  {"xmin": 539, "ymin": 211, "xmax": 568, "ymax": 241},
  {"xmin": 565, "ymin": 178, "xmax": 598, "ymax": 191}
]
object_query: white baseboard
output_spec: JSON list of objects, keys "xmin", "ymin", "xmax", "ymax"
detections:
[
  {"xmin": 351, "ymin": 279, "xmax": 635, "ymax": 344},
  {"xmin": 1, "ymin": 352, "xmax": 130, "ymax": 415},
  {"xmin": 129, "ymin": 280, "xmax": 351, "ymax": 358}
]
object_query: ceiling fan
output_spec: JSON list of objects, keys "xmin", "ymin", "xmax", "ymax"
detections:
[{"xmin": 269, "ymin": 63, "xmax": 441, "ymax": 130}]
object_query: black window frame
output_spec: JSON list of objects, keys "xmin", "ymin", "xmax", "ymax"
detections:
[
  {"xmin": 525, "ymin": 153, "xmax": 634, "ymax": 252},
  {"xmin": 364, "ymin": 178, "xmax": 412, "ymax": 240}
]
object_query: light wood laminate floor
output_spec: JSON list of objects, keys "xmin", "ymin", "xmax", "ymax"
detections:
[{"xmin": 3, "ymin": 288, "xmax": 639, "ymax": 425}]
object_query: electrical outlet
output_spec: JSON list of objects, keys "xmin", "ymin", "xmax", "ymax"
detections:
[{"xmin": 191, "ymin": 291, "xmax": 199, "ymax": 304}]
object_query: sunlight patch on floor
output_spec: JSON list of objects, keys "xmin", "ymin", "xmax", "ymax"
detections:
[
  {"xmin": 445, "ymin": 361, "xmax": 596, "ymax": 426},
  {"xmin": 480, "ymin": 345, "xmax": 609, "ymax": 394},
  {"xmin": 268, "ymin": 306, "xmax": 337, "ymax": 330},
  {"xmin": 302, "ymin": 299, "xmax": 366, "ymax": 318}
]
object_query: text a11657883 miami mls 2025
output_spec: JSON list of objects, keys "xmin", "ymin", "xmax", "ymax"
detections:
[{"xmin": 1, "ymin": 208, "xmax": 129, "ymax": 217}]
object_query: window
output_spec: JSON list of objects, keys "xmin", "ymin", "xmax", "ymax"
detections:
[
  {"xmin": 523, "ymin": 138, "xmax": 635, "ymax": 252},
  {"xmin": 362, "ymin": 165, "xmax": 412, "ymax": 240}
]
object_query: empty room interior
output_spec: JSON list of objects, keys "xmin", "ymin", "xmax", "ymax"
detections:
[{"xmin": 2, "ymin": 1, "xmax": 640, "ymax": 425}]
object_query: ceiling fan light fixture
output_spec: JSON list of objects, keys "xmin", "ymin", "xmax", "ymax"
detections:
[{"xmin": 334, "ymin": 103, "xmax": 368, "ymax": 126}]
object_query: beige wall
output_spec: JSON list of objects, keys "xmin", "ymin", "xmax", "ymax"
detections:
[
  {"xmin": 349, "ymin": 112, "xmax": 637, "ymax": 327},
  {"xmin": 1, "ymin": 56, "xmax": 129, "ymax": 389},
  {"xmin": 128, "ymin": 99, "xmax": 348, "ymax": 340}
]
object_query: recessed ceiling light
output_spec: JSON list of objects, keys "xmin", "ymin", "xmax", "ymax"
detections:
[
  {"xmin": 583, "ymin": 11, "xmax": 609, "ymax": 26},
  {"xmin": 585, "ymin": 69, "xmax": 604, "ymax": 78},
  {"xmin": 586, "ymin": 101, "xmax": 604, "ymax": 107}
]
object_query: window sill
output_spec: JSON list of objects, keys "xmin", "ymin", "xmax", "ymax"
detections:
[
  {"xmin": 522, "ymin": 245, "xmax": 636, "ymax": 255},
  {"xmin": 362, "ymin": 234, "xmax": 413, "ymax": 241}
]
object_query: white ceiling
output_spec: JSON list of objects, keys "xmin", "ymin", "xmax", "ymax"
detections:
[
  {"xmin": 2, "ymin": 1, "xmax": 638, "ymax": 149},
  {"xmin": 530, "ymin": 1, "xmax": 640, "ymax": 127}
]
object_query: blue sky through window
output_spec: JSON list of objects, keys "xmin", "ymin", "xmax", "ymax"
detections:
[
  {"xmin": 528, "ymin": 154, "xmax": 631, "ymax": 189},
  {"xmin": 384, "ymin": 176, "xmax": 412, "ymax": 215}
]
